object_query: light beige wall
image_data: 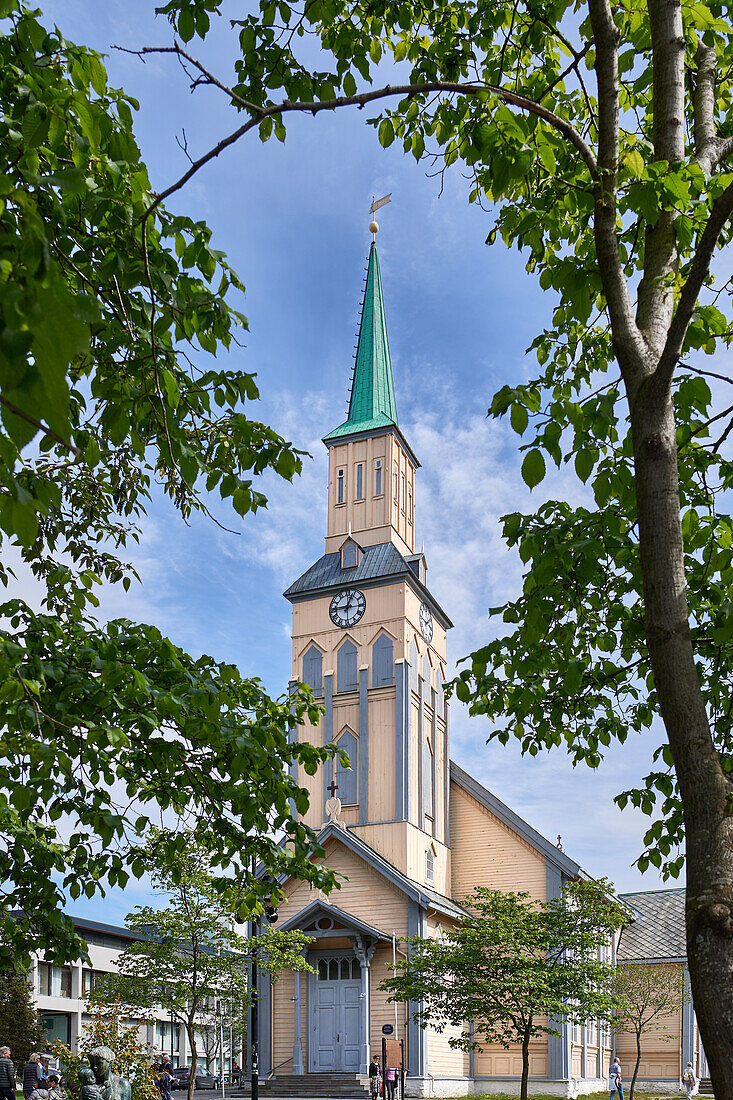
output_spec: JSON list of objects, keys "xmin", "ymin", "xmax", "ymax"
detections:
[
  {"xmin": 276, "ymin": 835, "xmax": 410, "ymax": 939},
  {"xmin": 450, "ymin": 781, "xmax": 547, "ymax": 903},
  {"xmin": 325, "ymin": 432, "xmax": 415, "ymax": 555},
  {"xmin": 615, "ymin": 969, "xmax": 683, "ymax": 1081},
  {"xmin": 473, "ymin": 1041, "xmax": 548, "ymax": 1078}
]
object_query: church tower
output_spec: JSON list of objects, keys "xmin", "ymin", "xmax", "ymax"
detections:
[{"xmin": 284, "ymin": 240, "xmax": 453, "ymax": 894}]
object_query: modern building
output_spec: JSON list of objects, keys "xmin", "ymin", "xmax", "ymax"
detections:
[
  {"xmin": 258, "ymin": 236, "xmax": 615, "ymax": 1097},
  {"xmin": 30, "ymin": 913, "xmax": 231, "ymax": 1073}
]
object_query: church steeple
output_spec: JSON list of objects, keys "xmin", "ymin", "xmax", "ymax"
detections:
[{"xmin": 323, "ymin": 243, "xmax": 398, "ymax": 442}]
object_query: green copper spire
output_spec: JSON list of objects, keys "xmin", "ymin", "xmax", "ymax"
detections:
[{"xmin": 323, "ymin": 243, "xmax": 398, "ymax": 441}]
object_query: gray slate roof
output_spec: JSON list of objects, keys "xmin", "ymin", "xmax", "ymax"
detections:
[
  {"xmin": 283, "ymin": 541, "xmax": 453, "ymax": 628},
  {"xmin": 284, "ymin": 542, "xmax": 407, "ymax": 597},
  {"xmin": 617, "ymin": 888, "xmax": 687, "ymax": 961}
]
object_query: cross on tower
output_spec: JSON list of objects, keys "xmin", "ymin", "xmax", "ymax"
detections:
[{"xmin": 327, "ymin": 778, "xmax": 339, "ymax": 799}]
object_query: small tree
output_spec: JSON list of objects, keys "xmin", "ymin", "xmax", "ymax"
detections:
[
  {"xmin": 383, "ymin": 880, "xmax": 624, "ymax": 1100},
  {"xmin": 0, "ymin": 966, "xmax": 45, "ymax": 1068},
  {"xmin": 95, "ymin": 830, "xmax": 314, "ymax": 1100},
  {"xmin": 614, "ymin": 963, "xmax": 688, "ymax": 1100},
  {"xmin": 52, "ymin": 1001, "xmax": 158, "ymax": 1100}
]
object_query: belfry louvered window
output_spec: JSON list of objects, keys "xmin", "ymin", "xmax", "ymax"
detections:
[{"xmin": 336, "ymin": 729, "xmax": 358, "ymax": 805}]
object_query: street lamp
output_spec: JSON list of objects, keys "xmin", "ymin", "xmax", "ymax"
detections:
[{"xmin": 250, "ymin": 876, "xmax": 278, "ymax": 1100}]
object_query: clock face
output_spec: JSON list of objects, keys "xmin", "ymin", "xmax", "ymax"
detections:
[
  {"xmin": 329, "ymin": 589, "xmax": 366, "ymax": 628},
  {"xmin": 419, "ymin": 602, "xmax": 434, "ymax": 643}
]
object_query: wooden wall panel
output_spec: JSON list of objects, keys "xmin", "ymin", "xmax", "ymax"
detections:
[
  {"xmin": 450, "ymin": 782, "xmax": 547, "ymax": 903},
  {"xmin": 473, "ymin": 1041, "xmax": 548, "ymax": 1078},
  {"xmin": 615, "ymin": 996, "xmax": 682, "ymax": 1079}
]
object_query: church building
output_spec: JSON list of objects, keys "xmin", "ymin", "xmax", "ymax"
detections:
[{"xmin": 259, "ymin": 236, "xmax": 687, "ymax": 1097}]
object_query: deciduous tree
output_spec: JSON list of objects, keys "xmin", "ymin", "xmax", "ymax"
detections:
[
  {"xmin": 382, "ymin": 881, "xmax": 623, "ymax": 1100},
  {"xmin": 0, "ymin": 0, "xmax": 337, "ymax": 971},
  {"xmin": 94, "ymin": 831, "xmax": 314, "ymax": 1100},
  {"xmin": 0, "ymin": 963, "xmax": 45, "ymax": 1068},
  {"xmin": 614, "ymin": 963, "xmax": 688, "ymax": 1100}
]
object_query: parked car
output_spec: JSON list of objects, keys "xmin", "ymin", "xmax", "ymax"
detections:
[{"xmin": 170, "ymin": 1068, "xmax": 218, "ymax": 1091}]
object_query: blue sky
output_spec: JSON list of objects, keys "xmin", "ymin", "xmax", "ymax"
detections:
[{"xmin": 35, "ymin": 0, "xmax": 678, "ymax": 920}]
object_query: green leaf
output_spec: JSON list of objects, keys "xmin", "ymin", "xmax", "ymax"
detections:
[
  {"xmin": 378, "ymin": 118, "xmax": 394, "ymax": 147},
  {"xmin": 521, "ymin": 449, "xmax": 546, "ymax": 489},
  {"xmin": 510, "ymin": 403, "xmax": 529, "ymax": 435}
]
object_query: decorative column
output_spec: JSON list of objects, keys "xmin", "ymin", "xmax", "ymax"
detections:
[
  {"xmin": 352, "ymin": 936, "xmax": 377, "ymax": 1075},
  {"xmin": 293, "ymin": 969, "xmax": 304, "ymax": 1075},
  {"xmin": 323, "ymin": 671, "xmax": 334, "ymax": 821},
  {"xmin": 359, "ymin": 665, "xmax": 369, "ymax": 824}
]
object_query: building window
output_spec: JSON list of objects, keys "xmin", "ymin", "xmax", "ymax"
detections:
[
  {"xmin": 426, "ymin": 848, "xmax": 435, "ymax": 882},
  {"xmin": 355, "ymin": 463, "xmax": 363, "ymax": 500},
  {"xmin": 372, "ymin": 633, "xmax": 394, "ymax": 687},
  {"xmin": 302, "ymin": 644, "xmax": 323, "ymax": 696},
  {"xmin": 318, "ymin": 957, "xmax": 359, "ymax": 981},
  {"xmin": 156, "ymin": 1021, "xmax": 181, "ymax": 1052},
  {"xmin": 423, "ymin": 739, "xmax": 433, "ymax": 819},
  {"xmin": 408, "ymin": 485, "xmax": 413, "ymax": 524},
  {"xmin": 38, "ymin": 964, "xmax": 72, "ymax": 998},
  {"xmin": 375, "ymin": 459, "xmax": 382, "ymax": 496},
  {"xmin": 394, "ymin": 461, "xmax": 399, "ymax": 500},
  {"xmin": 336, "ymin": 728, "xmax": 358, "ymax": 804},
  {"xmin": 337, "ymin": 468, "xmax": 345, "ymax": 504},
  {"xmin": 82, "ymin": 969, "xmax": 110, "ymax": 997},
  {"xmin": 401, "ymin": 474, "xmax": 406, "ymax": 513},
  {"xmin": 342, "ymin": 542, "xmax": 357, "ymax": 568},
  {"xmin": 337, "ymin": 638, "xmax": 358, "ymax": 692}
]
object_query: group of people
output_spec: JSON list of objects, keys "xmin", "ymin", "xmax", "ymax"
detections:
[
  {"xmin": 368, "ymin": 1054, "xmax": 399, "ymax": 1100},
  {"xmin": 0, "ymin": 1050, "xmax": 64, "ymax": 1100},
  {"xmin": 608, "ymin": 1056, "xmax": 699, "ymax": 1100}
]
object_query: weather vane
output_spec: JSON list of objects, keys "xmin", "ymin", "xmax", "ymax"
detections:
[{"xmin": 369, "ymin": 193, "xmax": 391, "ymax": 240}]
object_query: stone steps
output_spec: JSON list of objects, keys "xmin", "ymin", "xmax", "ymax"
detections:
[
  {"xmin": 698, "ymin": 1079, "xmax": 714, "ymax": 1096},
  {"xmin": 236, "ymin": 1075, "xmax": 372, "ymax": 1099}
]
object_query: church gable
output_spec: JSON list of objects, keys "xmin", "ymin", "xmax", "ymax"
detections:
[{"xmin": 278, "ymin": 834, "xmax": 410, "ymax": 937}]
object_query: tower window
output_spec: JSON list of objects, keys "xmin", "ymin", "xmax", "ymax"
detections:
[
  {"xmin": 374, "ymin": 459, "xmax": 383, "ymax": 497},
  {"xmin": 408, "ymin": 485, "xmax": 413, "ymax": 524},
  {"xmin": 302, "ymin": 644, "xmax": 323, "ymax": 696},
  {"xmin": 342, "ymin": 542, "xmax": 357, "ymax": 568},
  {"xmin": 337, "ymin": 468, "xmax": 345, "ymax": 504},
  {"xmin": 356, "ymin": 463, "xmax": 364, "ymax": 500},
  {"xmin": 335, "ymin": 728, "xmax": 358, "ymax": 805},
  {"xmin": 372, "ymin": 633, "xmax": 394, "ymax": 687},
  {"xmin": 401, "ymin": 474, "xmax": 406, "ymax": 513},
  {"xmin": 337, "ymin": 638, "xmax": 358, "ymax": 693},
  {"xmin": 423, "ymin": 738, "xmax": 434, "ymax": 819},
  {"xmin": 394, "ymin": 461, "xmax": 399, "ymax": 500},
  {"xmin": 426, "ymin": 848, "xmax": 435, "ymax": 882}
]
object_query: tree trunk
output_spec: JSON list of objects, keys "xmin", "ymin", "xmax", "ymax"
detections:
[
  {"xmin": 630, "ymin": 378, "xmax": 733, "ymax": 1100},
  {"xmin": 520, "ymin": 1024, "xmax": 531, "ymax": 1100},
  {"xmin": 630, "ymin": 1027, "xmax": 641, "ymax": 1100},
  {"xmin": 187, "ymin": 1022, "xmax": 198, "ymax": 1100}
]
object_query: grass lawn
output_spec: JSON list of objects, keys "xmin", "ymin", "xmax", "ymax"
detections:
[{"xmin": 471, "ymin": 1095, "xmax": 685, "ymax": 1100}]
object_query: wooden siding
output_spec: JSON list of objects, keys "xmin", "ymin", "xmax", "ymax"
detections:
[
  {"xmin": 449, "ymin": 781, "xmax": 547, "ymax": 902},
  {"xmin": 473, "ymin": 1042, "xmax": 548, "ymax": 1078},
  {"xmin": 615, "ymin": 980, "xmax": 683, "ymax": 1080},
  {"xmin": 275, "ymin": 836, "xmax": 410, "ymax": 939}
]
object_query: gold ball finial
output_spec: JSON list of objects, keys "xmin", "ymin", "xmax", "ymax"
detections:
[{"xmin": 369, "ymin": 220, "xmax": 379, "ymax": 235}]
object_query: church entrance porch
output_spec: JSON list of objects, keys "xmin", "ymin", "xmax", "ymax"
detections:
[{"xmin": 309, "ymin": 955, "xmax": 362, "ymax": 1072}]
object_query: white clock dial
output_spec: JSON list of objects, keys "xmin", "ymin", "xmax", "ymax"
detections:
[
  {"xmin": 419, "ymin": 601, "xmax": 434, "ymax": 643},
  {"xmin": 329, "ymin": 589, "xmax": 366, "ymax": 628}
]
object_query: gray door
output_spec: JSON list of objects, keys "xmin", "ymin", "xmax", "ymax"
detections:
[{"xmin": 311, "ymin": 957, "xmax": 362, "ymax": 1072}]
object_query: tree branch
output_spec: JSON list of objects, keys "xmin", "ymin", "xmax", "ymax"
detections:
[
  {"xmin": 0, "ymin": 396, "xmax": 81, "ymax": 457},
  {"xmin": 140, "ymin": 77, "xmax": 597, "ymax": 224},
  {"xmin": 587, "ymin": 0, "xmax": 646, "ymax": 374},
  {"xmin": 655, "ymin": 179, "xmax": 733, "ymax": 391},
  {"xmin": 693, "ymin": 42, "xmax": 717, "ymax": 173}
]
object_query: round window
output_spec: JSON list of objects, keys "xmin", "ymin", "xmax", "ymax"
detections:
[{"xmin": 316, "ymin": 916, "xmax": 334, "ymax": 932}]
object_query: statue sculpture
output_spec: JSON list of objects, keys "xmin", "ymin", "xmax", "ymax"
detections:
[{"xmin": 83, "ymin": 1048, "xmax": 132, "ymax": 1100}]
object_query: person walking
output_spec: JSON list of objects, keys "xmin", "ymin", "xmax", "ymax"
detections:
[
  {"xmin": 232, "ymin": 1062, "xmax": 241, "ymax": 1088},
  {"xmin": 23, "ymin": 1054, "xmax": 43, "ymax": 1100},
  {"xmin": 384, "ymin": 1064, "xmax": 397, "ymax": 1100},
  {"xmin": 0, "ymin": 1046, "xmax": 16, "ymax": 1100},
  {"xmin": 609, "ymin": 1057, "xmax": 624, "ymax": 1100},
  {"xmin": 368, "ymin": 1055, "xmax": 382, "ymax": 1099},
  {"xmin": 683, "ymin": 1062, "xmax": 698, "ymax": 1099},
  {"xmin": 156, "ymin": 1055, "xmax": 173, "ymax": 1100}
]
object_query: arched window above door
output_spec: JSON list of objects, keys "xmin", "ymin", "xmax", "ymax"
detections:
[{"xmin": 336, "ymin": 728, "xmax": 358, "ymax": 805}]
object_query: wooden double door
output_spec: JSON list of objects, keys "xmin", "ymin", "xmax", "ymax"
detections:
[{"xmin": 310, "ymin": 955, "xmax": 362, "ymax": 1072}]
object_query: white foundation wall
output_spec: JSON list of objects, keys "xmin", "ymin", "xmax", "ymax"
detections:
[{"xmin": 404, "ymin": 1077, "xmax": 609, "ymax": 1098}]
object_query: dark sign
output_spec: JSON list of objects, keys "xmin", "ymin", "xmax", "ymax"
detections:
[{"xmin": 381, "ymin": 1025, "xmax": 394, "ymax": 1035}]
